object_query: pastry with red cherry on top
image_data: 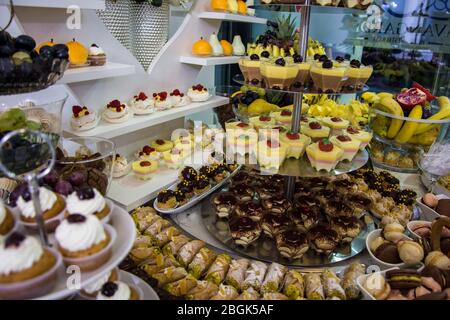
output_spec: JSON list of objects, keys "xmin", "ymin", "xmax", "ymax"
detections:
[
  {"xmin": 306, "ymin": 138, "xmax": 344, "ymax": 172},
  {"xmin": 345, "ymin": 127, "xmax": 372, "ymax": 150},
  {"xmin": 280, "ymin": 131, "xmax": 311, "ymax": 159},
  {"xmin": 135, "ymin": 145, "xmax": 160, "ymax": 161},
  {"xmin": 302, "ymin": 121, "xmax": 330, "ymax": 141},
  {"xmin": 170, "ymin": 89, "xmax": 191, "ymax": 107},
  {"xmin": 132, "ymin": 160, "xmax": 158, "ymax": 180},
  {"xmin": 187, "ymin": 84, "xmax": 210, "ymax": 102},
  {"xmin": 70, "ymin": 105, "xmax": 99, "ymax": 131},
  {"xmin": 129, "ymin": 92, "xmax": 155, "ymax": 115},
  {"xmin": 330, "ymin": 135, "xmax": 361, "ymax": 161},
  {"xmin": 151, "ymin": 139, "xmax": 174, "ymax": 153},
  {"xmin": 103, "ymin": 100, "xmax": 132, "ymax": 123},
  {"xmin": 153, "ymin": 92, "xmax": 172, "ymax": 111}
]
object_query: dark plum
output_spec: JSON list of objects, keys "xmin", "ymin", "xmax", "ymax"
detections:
[
  {"xmin": 55, "ymin": 180, "xmax": 73, "ymax": 196},
  {"xmin": 14, "ymin": 35, "xmax": 36, "ymax": 52},
  {"xmin": 69, "ymin": 171, "xmax": 86, "ymax": 187},
  {"xmin": 42, "ymin": 170, "xmax": 59, "ymax": 187}
]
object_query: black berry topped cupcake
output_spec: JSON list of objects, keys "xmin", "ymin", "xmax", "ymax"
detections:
[{"xmin": 180, "ymin": 166, "xmax": 198, "ymax": 182}]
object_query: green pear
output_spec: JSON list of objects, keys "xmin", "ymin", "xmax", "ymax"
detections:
[
  {"xmin": 232, "ymin": 35, "xmax": 245, "ymax": 56},
  {"xmin": 209, "ymin": 33, "xmax": 224, "ymax": 57},
  {"xmin": 227, "ymin": 0, "xmax": 238, "ymax": 14}
]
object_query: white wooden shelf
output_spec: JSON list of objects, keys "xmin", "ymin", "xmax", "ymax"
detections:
[
  {"xmin": 198, "ymin": 11, "xmax": 267, "ymax": 24},
  {"xmin": 180, "ymin": 55, "xmax": 241, "ymax": 66},
  {"xmin": 64, "ymin": 96, "xmax": 228, "ymax": 139},
  {"xmin": 108, "ymin": 149, "xmax": 210, "ymax": 211},
  {"xmin": 59, "ymin": 63, "xmax": 135, "ymax": 84},
  {"xmin": 0, "ymin": 0, "xmax": 105, "ymax": 9}
]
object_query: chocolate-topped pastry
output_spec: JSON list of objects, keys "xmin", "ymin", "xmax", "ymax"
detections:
[
  {"xmin": 305, "ymin": 177, "xmax": 330, "ymax": 189},
  {"xmin": 199, "ymin": 166, "xmax": 215, "ymax": 179},
  {"xmin": 180, "ymin": 166, "xmax": 198, "ymax": 181},
  {"xmin": 226, "ymin": 163, "xmax": 239, "ymax": 172},
  {"xmin": 294, "ymin": 180, "xmax": 311, "ymax": 197},
  {"xmin": 275, "ymin": 229, "xmax": 309, "ymax": 260},
  {"xmin": 295, "ymin": 194, "xmax": 320, "ymax": 207},
  {"xmin": 229, "ymin": 216, "xmax": 262, "ymax": 247},
  {"xmin": 157, "ymin": 189, "xmax": 177, "ymax": 209},
  {"xmin": 174, "ymin": 190, "xmax": 188, "ymax": 206},
  {"xmin": 290, "ymin": 204, "xmax": 321, "ymax": 230},
  {"xmin": 213, "ymin": 192, "xmax": 238, "ymax": 218},
  {"xmin": 374, "ymin": 242, "xmax": 401, "ymax": 264},
  {"xmin": 381, "ymin": 184, "xmax": 399, "ymax": 199},
  {"xmin": 379, "ymin": 171, "xmax": 400, "ymax": 187},
  {"xmin": 313, "ymin": 189, "xmax": 335, "ymax": 207},
  {"xmin": 228, "ymin": 183, "xmax": 255, "ymax": 202},
  {"xmin": 234, "ymin": 201, "xmax": 264, "ymax": 222},
  {"xmin": 308, "ymin": 224, "xmax": 340, "ymax": 254},
  {"xmin": 258, "ymin": 181, "xmax": 283, "ymax": 200},
  {"xmin": 261, "ymin": 194, "xmax": 292, "ymax": 214},
  {"xmin": 323, "ymin": 198, "xmax": 354, "ymax": 218},
  {"xmin": 352, "ymin": 177, "xmax": 369, "ymax": 192},
  {"xmin": 261, "ymin": 213, "xmax": 291, "ymax": 238},
  {"xmin": 211, "ymin": 164, "xmax": 229, "ymax": 183},
  {"xmin": 330, "ymin": 178, "xmax": 358, "ymax": 194},
  {"xmin": 436, "ymin": 199, "xmax": 450, "ymax": 217},
  {"xmin": 347, "ymin": 192, "xmax": 372, "ymax": 217},
  {"xmin": 395, "ymin": 189, "xmax": 417, "ymax": 207},
  {"xmin": 330, "ymin": 216, "xmax": 362, "ymax": 243},
  {"xmin": 231, "ymin": 171, "xmax": 250, "ymax": 186},
  {"xmin": 194, "ymin": 175, "xmax": 211, "ymax": 195},
  {"xmin": 176, "ymin": 180, "xmax": 195, "ymax": 198}
]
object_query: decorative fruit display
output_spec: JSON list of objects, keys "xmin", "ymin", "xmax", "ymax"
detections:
[
  {"xmin": 210, "ymin": 0, "xmax": 228, "ymax": 11},
  {"xmin": 237, "ymin": 0, "xmax": 247, "ymax": 14},
  {"xmin": 220, "ymin": 40, "xmax": 233, "ymax": 56},
  {"xmin": 209, "ymin": 33, "xmax": 223, "ymax": 57},
  {"xmin": 0, "ymin": 30, "xmax": 69, "ymax": 94},
  {"xmin": 366, "ymin": 84, "xmax": 450, "ymax": 171},
  {"xmin": 192, "ymin": 37, "xmax": 213, "ymax": 56},
  {"xmin": 0, "ymin": 108, "xmax": 41, "ymax": 133},
  {"xmin": 232, "ymin": 35, "xmax": 245, "ymax": 56},
  {"xmin": 66, "ymin": 38, "xmax": 89, "ymax": 66},
  {"xmin": 307, "ymin": 98, "xmax": 370, "ymax": 126},
  {"xmin": 227, "ymin": 0, "xmax": 238, "ymax": 14},
  {"xmin": 36, "ymin": 39, "xmax": 54, "ymax": 53}
]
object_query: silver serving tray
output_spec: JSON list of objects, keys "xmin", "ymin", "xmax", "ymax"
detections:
[
  {"xmin": 154, "ymin": 166, "xmax": 242, "ymax": 215},
  {"xmin": 201, "ymin": 188, "xmax": 375, "ymax": 267}
]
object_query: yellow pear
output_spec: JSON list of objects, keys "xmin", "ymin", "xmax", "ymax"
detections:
[{"xmin": 227, "ymin": 0, "xmax": 238, "ymax": 13}]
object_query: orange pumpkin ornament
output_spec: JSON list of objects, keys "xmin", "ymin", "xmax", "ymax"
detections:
[
  {"xmin": 237, "ymin": 0, "xmax": 247, "ymax": 15},
  {"xmin": 192, "ymin": 37, "xmax": 213, "ymax": 56},
  {"xmin": 66, "ymin": 38, "xmax": 89, "ymax": 66}
]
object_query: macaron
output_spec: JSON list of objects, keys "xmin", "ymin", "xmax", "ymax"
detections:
[
  {"xmin": 386, "ymin": 269, "xmax": 421, "ymax": 290},
  {"xmin": 436, "ymin": 199, "xmax": 450, "ymax": 217},
  {"xmin": 375, "ymin": 242, "xmax": 402, "ymax": 264},
  {"xmin": 421, "ymin": 266, "xmax": 450, "ymax": 289}
]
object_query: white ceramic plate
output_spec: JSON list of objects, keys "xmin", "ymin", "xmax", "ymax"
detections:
[
  {"xmin": 119, "ymin": 270, "xmax": 159, "ymax": 300},
  {"xmin": 416, "ymin": 194, "xmax": 450, "ymax": 221}
]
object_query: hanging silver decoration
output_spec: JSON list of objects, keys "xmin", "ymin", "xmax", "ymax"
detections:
[{"xmin": 96, "ymin": 0, "xmax": 132, "ymax": 51}]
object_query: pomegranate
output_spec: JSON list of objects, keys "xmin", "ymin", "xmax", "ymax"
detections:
[
  {"xmin": 396, "ymin": 88, "xmax": 427, "ymax": 111},
  {"xmin": 412, "ymin": 82, "xmax": 436, "ymax": 102}
]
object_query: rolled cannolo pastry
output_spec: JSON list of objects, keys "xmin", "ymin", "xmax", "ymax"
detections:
[
  {"xmin": 151, "ymin": 266, "xmax": 188, "ymax": 288},
  {"xmin": 283, "ymin": 270, "xmax": 305, "ymax": 300},
  {"xmin": 176, "ymin": 240, "xmax": 205, "ymax": 267},
  {"xmin": 188, "ymin": 247, "xmax": 217, "ymax": 279},
  {"xmin": 242, "ymin": 260, "xmax": 268, "ymax": 291},
  {"xmin": 185, "ymin": 280, "xmax": 219, "ymax": 300},
  {"xmin": 225, "ymin": 259, "xmax": 250, "ymax": 291},
  {"xmin": 261, "ymin": 263, "xmax": 288, "ymax": 294},
  {"xmin": 305, "ymin": 273, "xmax": 325, "ymax": 300},
  {"xmin": 322, "ymin": 269, "xmax": 346, "ymax": 300},
  {"xmin": 205, "ymin": 254, "xmax": 232, "ymax": 286}
]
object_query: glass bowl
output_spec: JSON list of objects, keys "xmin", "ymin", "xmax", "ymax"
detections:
[
  {"xmin": 0, "ymin": 58, "xmax": 68, "ymax": 96},
  {"xmin": 368, "ymin": 105, "xmax": 450, "ymax": 173},
  {"xmin": 55, "ymin": 137, "xmax": 115, "ymax": 195}
]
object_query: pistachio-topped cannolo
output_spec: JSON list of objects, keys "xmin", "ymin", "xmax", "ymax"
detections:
[
  {"xmin": 144, "ymin": 218, "xmax": 171, "ymax": 237},
  {"xmin": 342, "ymin": 263, "xmax": 365, "ymax": 300},
  {"xmin": 262, "ymin": 292, "xmax": 289, "ymax": 300},
  {"xmin": 225, "ymin": 259, "xmax": 250, "ymax": 291},
  {"xmin": 242, "ymin": 261, "xmax": 267, "ymax": 291},
  {"xmin": 141, "ymin": 253, "xmax": 180, "ymax": 276},
  {"xmin": 163, "ymin": 275, "xmax": 198, "ymax": 297},
  {"xmin": 151, "ymin": 266, "xmax": 188, "ymax": 288},
  {"xmin": 185, "ymin": 280, "xmax": 219, "ymax": 300},
  {"xmin": 176, "ymin": 240, "xmax": 205, "ymax": 267},
  {"xmin": 210, "ymin": 284, "xmax": 239, "ymax": 300},
  {"xmin": 305, "ymin": 273, "xmax": 325, "ymax": 300},
  {"xmin": 322, "ymin": 269, "xmax": 346, "ymax": 300},
  {"xmin": 261, "ymin": 263, "xmax": 288, "ymax": 294},
  {"xmin": 154, "ymin": 226, "xmax": 181, "ymax": 247},
  {"xmin": 205, "ymin": 254, "xmax": 232, "ymax": 285},
  {"xmin": 162, "ymin": 234, "xmax": 191, "ymax": 256},
  {"xmin": 282, "ymin": 270, "xmax": 305, "ymax": 300},
  {"xmin": 130, "ymin": 246, "xmax": 163, "ymax": 265},
  {"xmin": 236, "ymin": 287, "xmax": 260, "ymax": 300},
  {"xmin": 188, "ymin": 247, "xmax": 217, "ymax": 279}
]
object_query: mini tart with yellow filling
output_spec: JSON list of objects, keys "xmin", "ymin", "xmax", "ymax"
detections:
[
  {"xmin": 249, "ymin": 115, "xmax": 275, "ymax": 131},
  {"xmin": 279, "ymin": 131, "xmax": 311, "ymax": 159},
  {"xmin": 320, "ymin": 117, "xmax": 350, "ymax": 135},
  {"xmin": 302, "ymin": 121, "xmax": 330, "ymax": 141},
  {"xmin": 330, "ymin": 135, "xmax": 361, "ymax": 162},
  {"xmin": 345, "ymin": 126, "xmax": 372, "ymax": 150},
  {"xmin": 151, "ymin": 139, "xmax": 174, "ymax": 153},
  {"xmin": 132, "ymin": 160, "xmax": 159, "ymax": 180},
  {"xmin": 274, "ymin": 110, "xmax": 293, "ymax": 126},
  {"xmin": 306, "ymin": 139, "xmax": 344, "ymax": 172},
  {"xmin": 257, "ymin": 139, "xmax": 287, "ymax": 170},
  {"xmin": 157, "ymin": 189, "xmax": 178, "ymax": 209}
]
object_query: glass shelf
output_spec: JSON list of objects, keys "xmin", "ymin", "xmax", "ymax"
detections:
[
  {"xmin": 346, "ymin": 38, "xmax": 450, "ymax": 55},
  {"xmin": 250, "ymin": 2, "xmax": 367, "ymax": 15},
  {"xmin": 232, "ymin": 74, "xmax": 369, "ymax": 95},
  {"xmin": 229, "ymin": 150, "xmax": 369, "ymax": 178}
]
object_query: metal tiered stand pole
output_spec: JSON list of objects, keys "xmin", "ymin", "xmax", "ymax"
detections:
[{"xmin": 286, "ymin": 0, "xmax": 312, "ymax": 199}]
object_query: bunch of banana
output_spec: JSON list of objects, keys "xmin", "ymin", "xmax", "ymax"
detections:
[
  {"xmin": 303, "ymin": 94, "xmax": 327, "ymax": 105},
  {"xmin": 413, "ymin": 96, "xmax": 450, "ymax": 135}
]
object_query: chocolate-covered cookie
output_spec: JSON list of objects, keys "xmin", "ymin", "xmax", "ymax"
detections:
[
  {"xmin": 374, "ymin": 242, "xmax": 402, "ymax": 264},
  {"xmin": 234, "ymin": 201, "xmax": 264, "ymax": 222}
]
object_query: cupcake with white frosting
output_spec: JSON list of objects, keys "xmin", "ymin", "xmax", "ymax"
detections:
[
  {"xmin": 97, "ymin": 281, "xmax": 141, "ymax": 300},
  {"xmin": 103, "ymin": 100, "xmax": 133, "ymax": 123},
  {"xmin": 66, "ymin": 187, "xmax": 111, "ymax": 223},
  {"xmin": 170, "ymin": 89, "xmax": 191, "ymax": 107},
  {"xmin": 153, "ymin": 92, "xmax": 172, "ymax": 111},
  {"xmin": 16, "ymin": 186, "xmax": 65, "ymax": 232},
  {"xmin": 129, "ymin": 92, "xmax": 155, "ymax": 115},
  {"xmin": 0, "ymin": 232, "xmax": 61, "ymax": 299},
  {"xmin": 112, "ymin": 154, "xmax": 130, "ymax": 178},
  {"xmin": 80, "ymin": 268, "xmax": 120, "ymax": 298},
  {"xmin": 0, "ymin": 201, "xmax": 14, "ymax": 236},
  {"xmin": 70, "ymin": 105, "xmax": 99, "ymax": 132},
  {"xmin": 55, "ymin": 214, "xmax": 114, "ymax": 271},
  {"xmin": 87, "ymin": 44, "xmax": 106, "ymax": 66}
]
